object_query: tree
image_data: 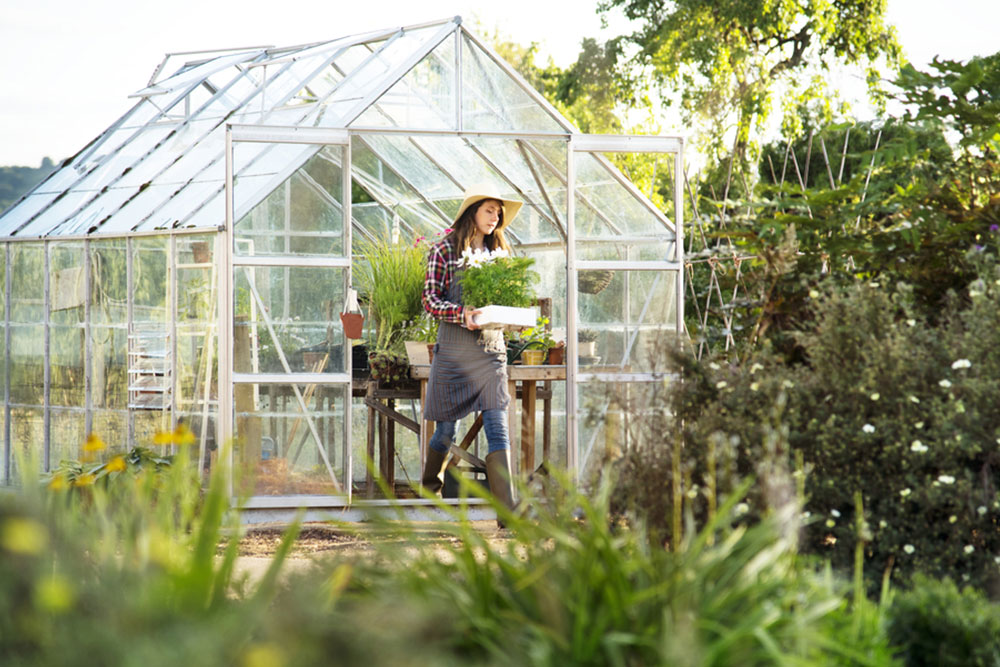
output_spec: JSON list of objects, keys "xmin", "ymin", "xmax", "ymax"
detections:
[{"xmin": 598, "ymin": 0, "xmax": 902, "ymax": 164}]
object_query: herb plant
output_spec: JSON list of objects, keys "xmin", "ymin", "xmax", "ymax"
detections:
[{"xmin": 458, "ymin": 248, "xmax": 539, "ymax": 308}]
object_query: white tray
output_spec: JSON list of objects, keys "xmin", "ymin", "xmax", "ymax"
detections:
[{"xmin": 473, "ymin": 305, "xmax": 537, "ymax": 330}]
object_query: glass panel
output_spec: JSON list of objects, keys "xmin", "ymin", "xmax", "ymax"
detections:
[
  {"xmin": 327, "ymin": 29, "xmax": 440, "ymax": 108},
  {"xmin": 91, "ymin": 410, "xmax": 129, "ymax": 451},
  {"xmin": 577, "ymin": 381, "xmax": 666, "ymax": 475},
  {"xmin": 356, "ymin": 134, "xmax": 462, "ymax": 202},
  {"xmin": 91, "ymin": 239, "xmax": 128, "ymax": 325},
  {"xmin": 10, "ymin": 407, "xmax": 44, "ymax": 478},
  {"xmin": 175, "ymin": 236, "xmax": 217, "ymax": 429},
  {"xmin": 11, "ymin": 243, "xmax": 43, "ymax": 324},
  {"xmin": 133, "ymin": 180, "xmax": 223, "ymax": 233},
  {"xmin": 60, "ymin": 186, "xmax": 137, "ymax": 236},
  {"xmin": 577, "ymin": 269, "xmax": 679, "ymax": 373},
  {"xmin": 574, "ymin": 152, "xmax": 675, "ymax": 239},
  {"xmin": 359, "ymin": 35, "xmax": 456, "ymax": 129},
  {"xmin": 235, "ymin": 146, "xmax": 345, "ymax": 257},
  {"xmin": 49, "ymin": 242, "xmax": 85, "ymax": 325},
  {"xmin": 234, "ymin": 382, "xmax": 347, "ymax": 496},
  {"xmin": 90, "ymin": 325, "xmax": 128, "ymax": 410},
  {"xmin": 50, "ymin": 326, "xmax": 85, "ymax": 407},
  {"xmin": 15, "ymin": 192, "xmax": 92, "ymax": 238},
  {"xmin": 0, "ymin": 193, "xmax": 58, "ymax": 235},
  {"xmin": 234, "ymin": 266, "xmax": 347, "ymax": 374},
  {"xmin": 135, "ymin": 410, "xmax": 172, "ymax": 447},
  {"xmin": 132, "ymin": 237, "xmax": 168, "ymax": 323},
  {"xmin": 461, "ymin": 34, "xmax": 564, "ymax": 133},
  {"xmin": 49, "ymin": 408, "xmax": 87, "ymax": 466}
]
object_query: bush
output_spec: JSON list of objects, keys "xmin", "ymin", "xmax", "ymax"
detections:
[
  {"xmin": 665, "ymin": 252, "xmax": 1000, "ymax": 593},
  {"xmin": 887, "ymin": 575, "xmax": 1000, "ymax": 667}
]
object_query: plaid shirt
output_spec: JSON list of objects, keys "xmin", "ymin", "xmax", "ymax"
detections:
[{"xmin": 422, "ymin": 238, "xmax": 465, "ymax": 323}]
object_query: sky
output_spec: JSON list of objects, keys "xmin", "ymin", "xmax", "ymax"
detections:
[{"xmin": 1, "ymin": 0, "xmax": 998, "ymax": 168}]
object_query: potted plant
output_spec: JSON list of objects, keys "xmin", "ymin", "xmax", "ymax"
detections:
[
  {"xmin": 459, "ymin": 248, "xmax": 539, "ymax": 329},
  {"xmin": 354, "ymin": 234, "xmax": 428, "ymax": 385},
  {"xmin": 578, "ymin": 329, "xmax": 598, "ymax": 358},
  {"xmin": 508, "ymin": 316, "xmax": 558, "ymax": 365}
]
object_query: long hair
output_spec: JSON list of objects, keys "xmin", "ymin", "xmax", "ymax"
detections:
[{"xmin": 447, "ymin": 198, "xmax": 512, "ymax": 254}]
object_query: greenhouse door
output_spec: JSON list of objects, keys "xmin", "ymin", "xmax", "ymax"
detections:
[
  {"xmin": 566, "ymin": 134, "xmax": 684, "ymax": 476},
  {"xmin": 223, "ymin": 126, "xmax": 354, "ymax": 501}
]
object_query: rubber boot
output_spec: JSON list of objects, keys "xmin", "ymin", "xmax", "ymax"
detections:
[
  {"xmin": 485, "ymin": 450, "xmax": 514, "ymax": 528},
  {"xmin": 420, "ymin": 447, "xmax": 449, "ymax": 495}
]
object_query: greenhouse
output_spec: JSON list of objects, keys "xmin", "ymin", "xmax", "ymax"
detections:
[{"xmin": 0, "ymin": 16, "xmax": 683, "ymax": 518}]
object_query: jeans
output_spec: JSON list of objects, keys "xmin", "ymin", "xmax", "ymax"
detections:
[{"xmin": 428, "ymin": 408, "xmax": 509, "ymax": 455}]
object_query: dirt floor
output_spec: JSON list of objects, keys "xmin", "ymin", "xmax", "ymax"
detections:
[{"xmin": 230, "ymin": 520, "xmax": 509, "ymax": 582}]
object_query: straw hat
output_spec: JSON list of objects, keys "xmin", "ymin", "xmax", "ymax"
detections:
[{"xmin": 452, "ymin": 183, "xmax": 523, "ymax": 227}]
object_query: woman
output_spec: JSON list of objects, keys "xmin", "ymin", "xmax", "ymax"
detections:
[{"xmin": 420, "ymin": 183, "xmax": 522, "ymax": 520}]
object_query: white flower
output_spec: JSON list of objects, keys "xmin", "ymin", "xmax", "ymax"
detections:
[
  {"xmin": 964, "ymin": 545, "xmax": 975, "ymax": 555},
  {"xmin": 939, "ymin": 379, "xmax": 952, "ymax": 388},
  {"xmin": 915, "ymin": 421, "xmax": 924, "ymax": 429},
  {"xmin": 906, "ymin": 319, "xmax": 916, "ymax": 327},
  {"xmin": 977, "ymin": 506, "xmax": 987, "ymax": 515},
  {"xmin": 955, "ymin": 401, "xmax": 966, "ymax": 414},
  {"xmin": 879, "ymin": 520, "xmax": 888, "ymax": 529},
  {"xmin": 938, "ymin": 474, "xmax": 955, "ymax": 485},
  {"xmin": 750, "ymin": 363, "xmax": 764, "ymax": 374},
  {"xmin": 949, "ymin": 515, "xmax": 958, "ymax": 524},
  {"xmin": 870, "ymin": 392, "xmax": 880, "ymax": 401},
  {"xmin": 735, "ymin": 502, "xmax": 749, "ymax": 516},
  {"xmin": 909, "ymin": 395, "xmax": 920, "ymax": 404},
  {"xmin": 708, "ymin": 362, "xmax": 720, "ymax": 370},
  {"xmin": 903, "ymin": 544, "xmax": 915, "ymax": 554},
  {"xmin": 951, "ymin": 359, "xmax": 972, "ymax": 369},
  {"xmin": 809, "ymin": 289, "xmax": 820, "ymax": 299},
  {"xmin": 899, "ymin": 488, "xmax": 912, "ymax": 497},
  {"xmin": 863, "ymin": 424, "xmax": 875, "ymax": 434},
  {"xmin": 715, "ymin": 380, "xmax": 728, "ymax": 389},
  {"xmin": 750, "ymin": 382, "xmax": 760, "ymax": 392},
  {"xmin": 910, "ymin": 440, "xmax": 928, "ymax": 453},
  {"xmin": 830, "ymin": 509, "xmax": 841, "ymax": 518},
  {"xmin": 781, "ymin": 379, "xmax": 795, "ymax": 389}
]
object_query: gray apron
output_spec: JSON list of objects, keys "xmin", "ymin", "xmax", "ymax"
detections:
[{"xmin": 423, "ymin": 271, "xmax": 509, "ymax": 421}]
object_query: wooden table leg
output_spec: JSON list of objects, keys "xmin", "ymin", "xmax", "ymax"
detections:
[
  {"xmin": 507, "ymin": 379, "xmax": 518, "ymax": 480},
  {"xmin": 385, "ymin": 398, "xmax": 396, "ymax": 490},
  {"xmin": 419, "ymin": 379, "xmax": 433, "ymax": 468},
  {"xmin": 520, "ymin": 380, "xmax": 536, "ymax": 475},
  {"xmin": 366, "ymin": 382, "xmax": 375, "ymax": 498}
]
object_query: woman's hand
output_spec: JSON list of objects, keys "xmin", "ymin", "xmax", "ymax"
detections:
[{"xmin": 463, "ymin": 306, "xmax": 482, "ymax": 330}]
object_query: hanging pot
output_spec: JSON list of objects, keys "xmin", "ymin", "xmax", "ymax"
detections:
[{"xmin": 340, "ymin": 288, "xmax": 364, "ymax": 339}]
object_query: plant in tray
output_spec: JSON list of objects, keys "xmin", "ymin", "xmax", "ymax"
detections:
[
  {"xmin": 459, "ymin": 247, "xmax": 538, "ymax": 310},
  {"xmin": 354, "ymin": 234, "xmax": 427, "ymax": 354}
]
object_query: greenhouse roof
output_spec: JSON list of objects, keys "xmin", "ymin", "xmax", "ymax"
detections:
[{"xmin": 0, "ymin": 16, "xmax": 676, "ymax": 246}]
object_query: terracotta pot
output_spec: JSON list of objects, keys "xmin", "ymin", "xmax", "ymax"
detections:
[
  {"xmin": 547, "ymin": 345, "xmax": 564, "ymax": 365},
  {"xmin": 191, "ymin": 241, "xmax": 211, "ymax": 264},
  {"xmin": 521, "ymin": 348, "xmax": 545, "ymax": 365},
  {"xmin": 427, "ymin": 343, "xmax": 435, "ymax": 363},
  {"xmin": 340, "ymin": 312, "xmax": 364, "ymax": 339}
]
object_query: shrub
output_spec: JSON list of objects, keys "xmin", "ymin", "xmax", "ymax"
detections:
[
  {"xmin": 887, "ymin": 575, "xmax": 1000, "ymax": 667},
  {"xmin": 665, "ymin": 252, "xmax": 1000, "ymax": 593}
]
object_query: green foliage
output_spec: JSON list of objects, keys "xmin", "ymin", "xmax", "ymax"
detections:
[
  {"xmin": 887, "ymin": 575, "xmax": 1000, "ymax": 667},
  {"xmin": 354, "ymin": 234, "xmax": 427, "ymax": 354},
  {"xmin": 0, "ymin": 433, "xmax": 300, "ymax": 666},
  {"xmin": 459, "ymin": 255, "xmax": 539, "ymax": 309},
  {"xmin": 668, "ymin": 259, "xmax": 1000, "ymax": 593},
  {"xmin": 598, "ymin": 0, "xmax": 902, "ymax": 163}
]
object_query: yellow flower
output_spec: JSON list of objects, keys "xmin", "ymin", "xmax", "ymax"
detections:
[
  {"xmin": 73, "ymin": 473, "xmax": 96, "ymax": 487},
  {"xmin": 1, "ymin": 518, "xmax": 48, "ymax": 555},
  {"xmin": 154, "ymin": 424, "xmax": 197, "ymax": 446},
  {"xmin": 106, "ymin": 456, "xmax": 127, "ymax": 473},
  {"xmin": 83, "ymin": 433, "xmax": 107, "ymax": 453},
  {"xmin": 47, "ymin": 474, "xmax": 68, "ymax": 491}
]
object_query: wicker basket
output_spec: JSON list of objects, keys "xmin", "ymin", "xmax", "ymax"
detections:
[{"xmin": 578, "ymin": 269, "xmax": 615, "ymax": 295}]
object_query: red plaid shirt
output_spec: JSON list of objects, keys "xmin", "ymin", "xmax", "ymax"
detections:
[{"xmin": 422, "ymin": 238, "xmax": 465, "ymax": 323}]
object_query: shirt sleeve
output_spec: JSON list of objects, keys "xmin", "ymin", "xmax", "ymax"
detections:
[{"xmin": 422, "ymin": 242, "xmax": 464, "ymax": 323}]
